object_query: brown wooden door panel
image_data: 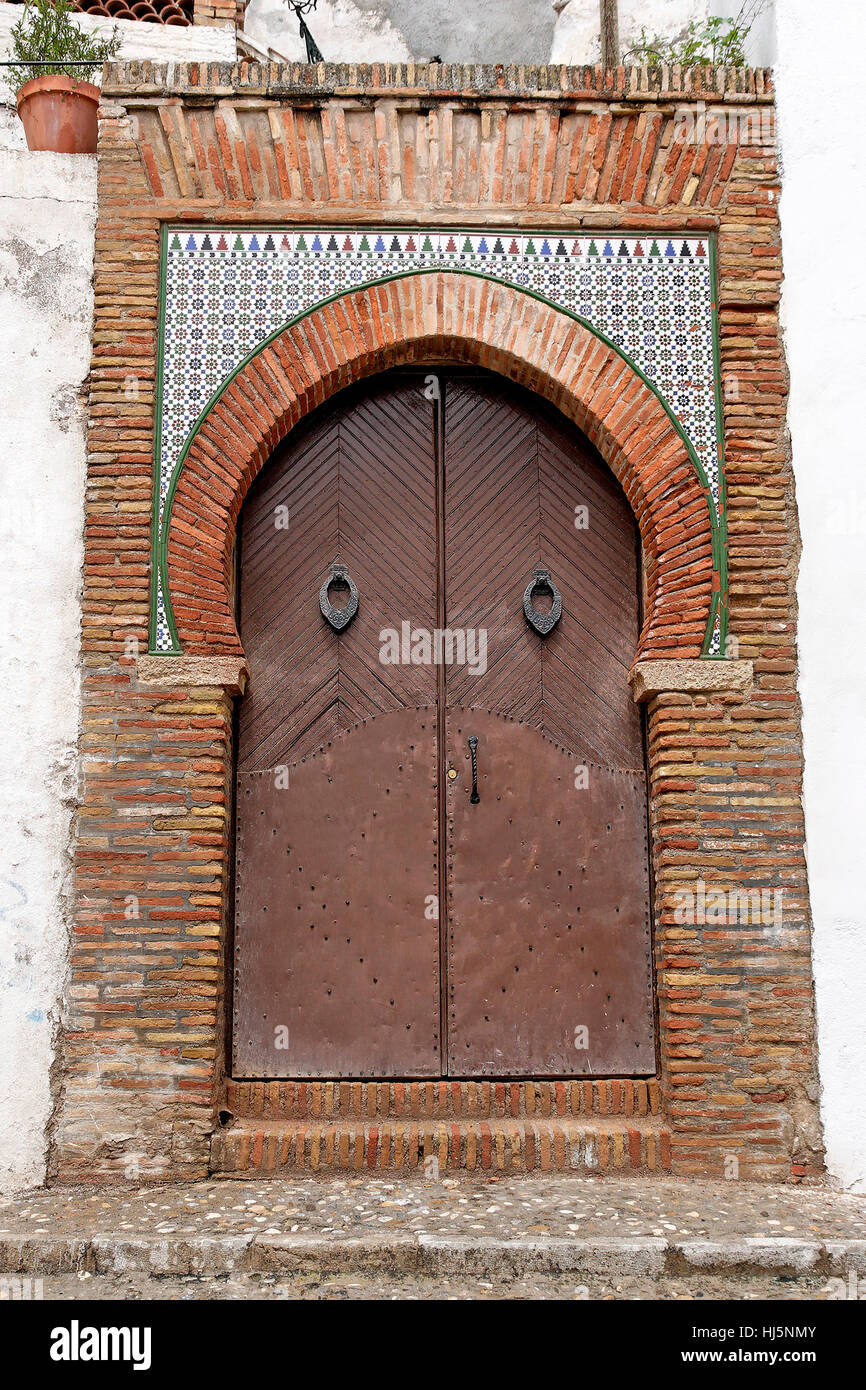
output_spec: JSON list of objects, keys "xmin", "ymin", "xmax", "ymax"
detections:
[
  {"xmin": 232, "ymin": 369, "xmax": 654, "ymax": 1080},
  {"xmin": 443, "ymin": 380, "xmax": 538, "ymax": 711},
  {"xmin": 237, "ymin": 415, "xmax": 342, "ymax": 772},
  {"xmin": 442, "ymin": 375, "xmax": 644, "ymax": 768},
  {"xmin": 233, "ymin": 709, "xmax": 441, "ymax": 1077},
  {"xmin": 233, "ymin": 377, "xmax": 441, "ymax": 1077},
  {"xmin": 445, "ymin": 710, "xmax": 655, "ymax": 1076},
  {"xmin": 442, "ymin": 375, "xmax": 653, "ymax": 1076}
]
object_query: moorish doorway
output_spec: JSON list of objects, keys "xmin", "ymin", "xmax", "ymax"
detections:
[{"xmin": 231, "ymin": 369, "xmax": 654, "ymax": 1080}]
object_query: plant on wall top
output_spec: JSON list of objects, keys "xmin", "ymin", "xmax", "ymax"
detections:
[
  {"xmin": 624, "ymin": 1, "xmax": 767, "ymax": 69},
  {"xmin": 6, "ymin": 0, "xmax": 120, "ymax": 94}
]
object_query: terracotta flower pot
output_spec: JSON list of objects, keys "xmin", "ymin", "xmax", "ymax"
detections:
[{"xmin": 16, "ymin": 75, "xmax": 101, "ymax": 155}]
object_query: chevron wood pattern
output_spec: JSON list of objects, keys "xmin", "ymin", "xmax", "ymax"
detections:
[
  {"xmin": 443, "ymin": 376, "xmax": 643, "ymax": 770},
  {"xmin": 237, "ymin": 376, "xmax": 438, "ymax": 773}
]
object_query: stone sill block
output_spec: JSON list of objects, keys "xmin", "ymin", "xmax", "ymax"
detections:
[
  {"xmin": 629, "ymin": 659, "xmax": 754, "ymax": 703},
  {"xmin": 135, "ymin": 656, "xmax": 753, "ymax": 703},
  {"xmin": 138, "ymin": 653, "xmax": 249, "ymax": 694}
]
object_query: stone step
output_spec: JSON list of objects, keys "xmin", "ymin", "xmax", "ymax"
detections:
[
  {"xmin": 0, "ymin": 1230, "xmax": 860, "ymax": 1281},
  {"xmin": 210, "ymin": 1117, "xmax": 671, "ymax": 1175},
  {"xmin": 3, "ymin": 1270, "xmax": 844, "ymax": 1301},
  {"xmin": 2, "ymin": 1176, "xmax": 860, "ymax": 1286},
  {"xmin": 224, "ymin": 1076, "xmax": 661, "ymax": 1122}
]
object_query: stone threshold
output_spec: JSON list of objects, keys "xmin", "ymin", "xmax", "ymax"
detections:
[
  {"xmin": 210, "ymin": 1117, "xmax": 670, "ymax": 1175},
  {"xmin": 0, "ymin": 1231, "xmax": 860, "ymax": 1281},
  {"xmin": 224, "ymin": 1077, "xmax": 661, "ymax": 1122},
  {"xmin": 3, "ymin": 1176, "xmax": 859, "ymax": 1282}
]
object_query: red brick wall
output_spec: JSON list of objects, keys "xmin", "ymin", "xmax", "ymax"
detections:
[
  {"xmin": 192, "ymin": 0, "xmax": 235, "ymax": 26},
  {"xmin": 52, "ymin": 61, "xmax": 822, "ymax": 1182}
]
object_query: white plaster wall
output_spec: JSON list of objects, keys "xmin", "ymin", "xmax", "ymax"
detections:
[
  {"xmin": 245, "ymin": 0, "xmax": 410, "ymax": 62},
  {"xmin": 775, "ymin": 0, "xmax": 866, "ymax": 1191},
  {"xmin": 552, "ymin": 0, "xmax": 776, "ymax": 66},
  {"xmin": 248, "ymin": 0, "xmax": 775, "ymax": 67},
  {"xmin": 245, "ymin": 0, "xmax": 557, "ymax": 65},
  {"xmin": 0, "ymin": 150, "xmax": 96, "ymax": 1194},
  {"xmin": 552, "ymin": 0, "xmax": 703, "ymax": 64},
  {"xmin": 714, "ymin": 0, "xmax": 776, "ymax": 66}
]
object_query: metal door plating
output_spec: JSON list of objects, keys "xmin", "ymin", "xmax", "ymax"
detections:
[
  {"xmin": 232, "ymin": 371, "xmax": 655, "ymax": 1078},
  {"xmin": 232, "ymin": 377, "xmax": 441, "ymax": 1077},
  {"xmin": 441, "ymin": 376, "xmax": 654, "ymax": 1076}
]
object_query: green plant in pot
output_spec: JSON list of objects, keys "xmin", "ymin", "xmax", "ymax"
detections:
[{"xmin": 9, "ymin": 0, "xmax": 119, "ymax": 154}]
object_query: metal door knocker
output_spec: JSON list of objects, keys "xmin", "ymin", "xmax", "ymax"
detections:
[
  {"xmin": 523, "ymin": 567, "xmax": 562, "ymax": 635},
  {"xmin": 319, "ymin": 560, "xmax": 359, "ymax": 631}
]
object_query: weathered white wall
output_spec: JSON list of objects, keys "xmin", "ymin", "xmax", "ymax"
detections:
[
  {"xmin": 0, "ymin": 1, "xmax": 779, "ymax": 73},
  {"xmin": 552, "ymin": 0, "xmax": 701, "ymax": 64},
  {"xmin": 247, "ymin": 0, "xmax": 775, "ymax": 66},
  {"xmin": 0, "ymin": 4, "xmax": 238, "ymax": 1196},
  {"xmin": 245, "ymin": 0, "xmax": 409, "ymax": 62},
  {"xmin": 245, "ymin": 0, "xmax": 557, "ymax": 65},
  {"xmin": 0, "ymin": 150, "xmax": 96, "ymax": 1194},
  {"xmin": 552, "ymin": 0, "xmax": 776, "ymax": 66},
  {"xmin": 775, "ymin": 0, "xmax": 866, "ymax": 1192}
]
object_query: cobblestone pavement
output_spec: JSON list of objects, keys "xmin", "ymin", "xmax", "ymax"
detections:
[
  {"xmin": 1, "ymin": 1174, "xmax": 864, "ymax": 1244},
  {"xmin": 2, "ymin": 1176, "xmax": 864, "ymax": 1300},
  {"xmin": 24, "ymin": 1271, "xmax": 842, "ymax": 1301}
]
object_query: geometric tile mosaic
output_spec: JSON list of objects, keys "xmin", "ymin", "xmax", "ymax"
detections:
[{"xmin": 154, "ymin": 228, "xmax": 724, "ymax": 653}]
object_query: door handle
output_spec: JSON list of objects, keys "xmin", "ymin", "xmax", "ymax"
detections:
[{"xmin": 467, "ymin": 735, "xmax": 480, "ymax": 804}]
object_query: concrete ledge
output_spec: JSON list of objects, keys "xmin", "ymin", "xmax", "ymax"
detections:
[
  {"xmin": 137, "ymin": 654, "xmax": 249, "ymax": 695},
  {"xmin": 825, "ymin": 1240, "xmax": 866, "ymax": 1275},
  {"xmin": 629, "ymin": 659, "xmax": 754, "ymax": 703},
  {"xmin": 252, "ymin": 1233, "xmax": 421, "ymax": 1276},
  {"xmin": 414, "ymin": 1235, "xmax": 667, "ymax": 1278},
  {"xmin": 675, "ymin": 1237, "xmax": 822, "ymax": 1275},
  {"xmin": 0, "ymin": 1236, "xmax": 88, "ymax": 1275},
  {"xmin": 91, "ymin": 1233, "xmax": 254, "ymax": 1278},
  {"xmin": 0, "ymin": 1232, "xmax": 861, "ymax": 1279},
  {"xmin": 255, "ymin": 1234, "xmax": 667, "ymax": 1279}
]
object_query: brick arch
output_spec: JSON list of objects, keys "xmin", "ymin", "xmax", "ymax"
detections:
[{"xmin": 166, "ymin": 272, "xmax": 716, "ymax": 660}]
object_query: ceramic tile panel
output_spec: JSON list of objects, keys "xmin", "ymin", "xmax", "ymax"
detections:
[{"xmin": 154, "ymin": 229, "xmax": 723, "ymax": 653}]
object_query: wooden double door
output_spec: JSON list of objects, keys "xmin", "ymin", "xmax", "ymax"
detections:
[{"xmin": 232, "ymin": 369, "xmax": 654, "ymax": 1079}]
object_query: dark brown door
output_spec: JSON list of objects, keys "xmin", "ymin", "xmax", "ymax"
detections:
[
  {"xmin": 232, "ymin": 371, "xmax": 654, "ymax": 1078},
  {"xmin": 442, "ymin": 378, "xmax": 654, "ymax": 1075},
  {"xmin": 232, "ymin": 378, "xmax": 442, "ymax": 1077}
]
